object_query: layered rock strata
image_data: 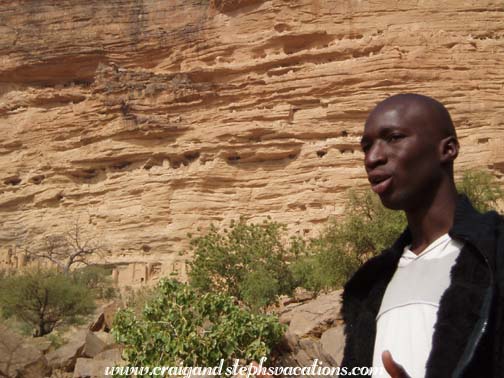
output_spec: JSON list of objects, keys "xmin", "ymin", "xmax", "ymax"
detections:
[{"xmin": 1, "ymin": 0, "xmax": 503, "ymax": 283}]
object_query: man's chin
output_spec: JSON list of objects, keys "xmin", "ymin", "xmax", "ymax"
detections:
[{"xmin": 377, "ymin": 193, "xmax": 405, "ymax": 211}]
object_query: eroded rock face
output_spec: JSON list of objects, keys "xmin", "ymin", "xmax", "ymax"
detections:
[
  {"xmin": 1, "ymin": 1, "xmax": 503, "ymax": 282},
  {"xmin": 210, "ymin": 0, "xmax": 264, "ymax": 13}
]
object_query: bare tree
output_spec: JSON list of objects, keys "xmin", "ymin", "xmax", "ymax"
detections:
[{"xmin": 23, "ymin": 218, "xmax": 106, "ymax": 274}]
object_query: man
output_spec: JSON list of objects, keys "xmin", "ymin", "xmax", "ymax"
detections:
[{"xmin": 340, "ymin": 94, "xmax": 504, "ymax": 378}]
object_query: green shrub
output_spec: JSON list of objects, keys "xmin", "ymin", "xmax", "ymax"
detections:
[
  {"xmin": 239, "ymin": 268, "xmax": 280, "ymax": 310},
  {"xmin": 290, "ymin": 190, "xmax": 405, "ymax": 292},
  {"xmin": 291, "ymin": 169, "xmax": 503, "ymax": 292},
  {"xmin": 185, "ymin": 170, "xmax": 502, "ymax": 297},
  {"xmin": 0, "ymin": 269, "xmax": 95, "ymax": 336},
  {"xmin": 187, "ymin": 217, "xmax": 300, "ymax": 310},
  {"xmin": 457, "ymin": 169, "xmax": 504, "ymax": 212},
  {"xmin": 46, "ymin": 332, "xmax": 65, "ymax": 349},
  {"xmin": 112, "ymin": 279, "xmax": 285, "ymax": 372}
]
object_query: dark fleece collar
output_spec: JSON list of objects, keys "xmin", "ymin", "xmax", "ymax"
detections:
[{"xmin": 343, "ymin": 194, "xmax": 499, "ymax": 296}]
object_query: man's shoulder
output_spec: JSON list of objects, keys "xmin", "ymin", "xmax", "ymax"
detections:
[{"xmin": 451, "ymin": 195, "xmax": 503, "ymax": 240}]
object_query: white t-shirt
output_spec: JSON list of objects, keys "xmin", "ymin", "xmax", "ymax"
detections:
[{"xmin": 372, "ymin": 234, "xmax": 463, "ymax": 378}]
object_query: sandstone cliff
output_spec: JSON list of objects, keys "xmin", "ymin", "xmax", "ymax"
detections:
[{"xmin": 1, "ymin": 0, "xmax": 503, "ymax": 285}]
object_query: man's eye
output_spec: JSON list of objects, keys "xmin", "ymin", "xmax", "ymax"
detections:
[{"xmin": 387, "ymin": 134, "xmax": 404, "ymax": 142}]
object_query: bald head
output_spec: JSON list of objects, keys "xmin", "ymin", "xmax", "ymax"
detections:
[
  {"xmin": 362, "ymin": 94, "xmax": 460, "ymax": 210},
  {"xmin": 367, "ymin": 93, "xmax": 457, "ymax": 141}
]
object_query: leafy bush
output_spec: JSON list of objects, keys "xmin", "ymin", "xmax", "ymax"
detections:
[
  {"xmin": 291, "ymin": 169, "xmax": 503, "ymax": 292},
  {"xmin": 187, "ymin": 217, "xmax": 301, "ymax": 310},
  {"xmin": 112, "ymin": 279, "xmax": 285, "ymax": 371},
  {"xmin": 185, "ymin": 170, "xmax": 502, "ymax": 298},
  {"xmin": 0, "ymin": 269, "xmax": 95, "ymax": 336},
  {"xmin": 290, "ymin": 190, "xmax": 405, "ymax": 292},
  {"xmin": 46, "ymin": 332, "xmax": 65, "ymax": 349}
]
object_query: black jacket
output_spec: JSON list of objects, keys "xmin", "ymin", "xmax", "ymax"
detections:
[{"xmin": 340, "ymin": 195, "xmax": 504, "ymax": 377}]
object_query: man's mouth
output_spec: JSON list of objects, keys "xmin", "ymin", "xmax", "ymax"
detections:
[{"xmin": 369, "ymin": 175, "xmax": 392, "ymax": 195}]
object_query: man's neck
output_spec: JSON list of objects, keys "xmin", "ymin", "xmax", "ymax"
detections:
[{"xmin": 405, "ymin": 182, "xmax": 458, "ymax": 255}]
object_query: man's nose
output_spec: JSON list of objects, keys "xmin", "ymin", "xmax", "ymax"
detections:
[{"xmin": 364, "ymin": 142, "xmax": 387, "ymax": 170}]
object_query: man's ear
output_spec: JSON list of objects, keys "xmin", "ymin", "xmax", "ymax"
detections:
[{"xmin": 439, "ymin": 136, "xmax": 459, "ymax": 163}]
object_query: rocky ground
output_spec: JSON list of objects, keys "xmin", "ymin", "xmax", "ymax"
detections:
[{"xmin": 0, "ymin": 290, "xmax": 344, "ymax": 378}]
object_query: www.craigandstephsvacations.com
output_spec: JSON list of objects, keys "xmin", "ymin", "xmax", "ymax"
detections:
[{"xmin": 103, "ymin": 358, "xmax": 385, "ymax": 377}]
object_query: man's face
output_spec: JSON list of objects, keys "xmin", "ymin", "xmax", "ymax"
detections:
[{"xmin": 360, "ymin": 105, "xmax": 442, "ymax": 210}]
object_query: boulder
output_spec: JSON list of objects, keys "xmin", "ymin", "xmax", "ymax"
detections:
[
  {"xmin": 73, "ymin": 347, "xmax": 126, "ymax": 378},
  {"xmin": 30, "ymin": 337, "xmax": 53, "ymax": 354},
  {"xmin": 50, "ymin": 369, "xmax": 73, "ymax": 378},
  {"xmin": 82, "ymin": 332, "xmax": 106, "ymax": 358},
  {"xmin": 92, "ymin": 331, "xmax": 115, "ymax": 347},
  {"xmin": 47, "ymin": 329, "xmax": 109, "ymax": 371},
  {"xmin": 93, "ymin": 348, "xmax": 123, "ymax": 363},
  {"xmin": 46, "ymin": 330, "xmax": 87, "ymax": 371},
  {"xmin": 89, "ymin": 314, "xmax": 106, "ymax": 333},
  {"xmin": 281, "ymin": 287, "xmax": 316, "ymax": 306},
  {"xmin": 89, "ymin": 301, "xmax": 121, "ymax": 332},
  {"xmin": 320, "ymin": 327, "xmax": 345, "ymax": 367},
  {"xmin": 277, "ymin": 290, "xmax": 345, "ymax": 370},
  {"xmin": 73, "ymin": 358, "xmax": 113, "ymax": 378},
  {"xmin": 0, "ymin": 324, "xmax": 49, "ymax": 378}
]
